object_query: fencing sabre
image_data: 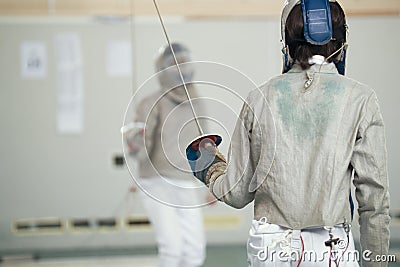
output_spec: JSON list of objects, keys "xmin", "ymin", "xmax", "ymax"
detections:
[{"xmin": 152, "ymin": 0, "xmax": 222, "ymax": 149}]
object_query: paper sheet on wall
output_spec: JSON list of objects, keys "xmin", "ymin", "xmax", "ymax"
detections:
[
  {"xmin": 54, "ymin": 33, "xmax": 84, "ymax": 134},
  {"xmin": 20, "ymin": 41, "xmax": 47, "ymax": 79},
  {"xmin": 106, "ymin": 40, "xmax": 132, "ymax": 77}
]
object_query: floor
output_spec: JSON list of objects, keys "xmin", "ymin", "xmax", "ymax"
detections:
[
  {"xmin": 1, "ymin": 245, "xmax": 399, "ymax": 267},
  {"xmin": 0, "ymin": 255, "xmax": 158, "ymax": 267},
  {"xmin": 0, "ymin": 245, "xmax": 248, "ymax": 267}
]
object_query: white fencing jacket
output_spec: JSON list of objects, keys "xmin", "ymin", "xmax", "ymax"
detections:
[
  {"xmin": 131, "ymin": 85, "xmax": 205, "ymax": 180},
  {"xmin": 210, "ymin": 62, "xmax": 390, "ymax": 265}
]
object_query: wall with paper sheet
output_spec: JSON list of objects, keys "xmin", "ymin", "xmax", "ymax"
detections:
[{"xmin": 0, "ymin": 15, "xmax": 399, "ymax": 254}]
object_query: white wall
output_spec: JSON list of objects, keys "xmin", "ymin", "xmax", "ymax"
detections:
[{"xmin": 0, "ymin": 15, "xmax": 399, "ymax": 253}]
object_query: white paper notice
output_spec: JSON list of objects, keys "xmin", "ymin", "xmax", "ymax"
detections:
[
  {"xmin": 20, "ymin": 41, "xmax": 47, "ymax": 79},
  {"xmin": 106, "ymin": 41, "xmax": 132, "ymax": 77},
  {"xmin": 54, "ymin": 33, "xmax": 84, "ymax": 134}
]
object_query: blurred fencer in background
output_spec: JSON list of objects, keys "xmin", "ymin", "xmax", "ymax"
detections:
[
  {"xmin": 124, "ymin": 43, "xmax": 213, "ymax": 267},
  {"xmin": 186, "ymin": 0, "xmax": 390, "ymax": 266}
]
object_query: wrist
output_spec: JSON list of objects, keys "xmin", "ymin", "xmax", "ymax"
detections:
[{"xmin": 205, "ymin": 161, "xmax": 227, "ymax": 186}]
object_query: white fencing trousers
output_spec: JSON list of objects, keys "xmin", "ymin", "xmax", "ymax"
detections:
[
  {"xmin": 139, "ymin": 177, "xmax": 206, "ymax": 267},
  {"xmin": 247, "ymin": 218, "xmax": 360, "ymax": 267}
]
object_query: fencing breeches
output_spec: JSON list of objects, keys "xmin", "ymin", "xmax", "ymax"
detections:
[{"xmin": 247, "ymin": 218, "xmax": 360, "ymax": 267}]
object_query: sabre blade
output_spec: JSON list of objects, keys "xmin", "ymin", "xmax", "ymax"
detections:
[{"xmin": 152, "ymin": 0, "xmax": 204, "ymax": 136}]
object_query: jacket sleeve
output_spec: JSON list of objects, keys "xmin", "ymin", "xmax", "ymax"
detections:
[
  {"xmin": 351, "ymin": 92, "xmax": 390, "ymax": 267},
  {"xmin": 209, "ymin": 96, "xmax": 256, "ymax": 208},
  {"xmin": 125, "ymin": 97, "xmax": 159, "ymax": 161}
]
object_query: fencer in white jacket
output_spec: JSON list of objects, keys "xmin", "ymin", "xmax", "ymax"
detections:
[
  {"xmin": 187, "ymin": 1, "xmax": 390, "ymax": 266},
  {"xmin": 125, "ymin": 43, "xmax": 210, "ymax": 267}
]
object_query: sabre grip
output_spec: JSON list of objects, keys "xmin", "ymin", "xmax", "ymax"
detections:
[{"xmin": 186, "ymin": 136, "xmax": 227, "ymax": 185}]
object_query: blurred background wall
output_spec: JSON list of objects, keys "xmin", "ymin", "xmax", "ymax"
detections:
[{"xmin": 0, "ymin": 0, "xmax": 399, "ymax": 259}]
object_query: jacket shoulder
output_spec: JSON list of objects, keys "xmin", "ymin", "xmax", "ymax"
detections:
[
  {"xmin": 335, "ymin": 75, "xmax": 375, "ymax": 96},
  {"xmin": 246, "ymin": 74, "xmax": 288, "ymax": 100}
]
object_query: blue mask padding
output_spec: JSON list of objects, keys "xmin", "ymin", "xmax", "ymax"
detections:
[
  {"xmin": 301, "ymin": 0, "xmax": 333, "ymax": 45},
  {"xmin": 334, "ymin": 46, "xmax": 347, "ymax": 75},
  {"xmin": 283, "ymin": 50, "xmax": 292, "ymax": 74}
]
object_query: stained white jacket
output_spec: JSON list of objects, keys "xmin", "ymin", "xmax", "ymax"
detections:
[
  {"xmin": 210, "ymin": 62, "xmax": 390, "ymax": 265},
  {"xmin": 129, "ymin": 85, "xmax": 205, "ymax": 180}
]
